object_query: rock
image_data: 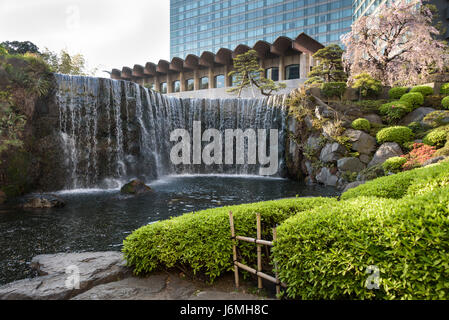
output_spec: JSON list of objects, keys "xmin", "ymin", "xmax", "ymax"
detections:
[
  {"xmin": 120, "ymin": 179, "xmax": 152, "ymax": 195},
  {"xmin": 337, "ymin": 157, "xmax": 365, "ymax": 172},
  {"xmin": 305, "ymin": 135, "xmax": 322, "ymax": 152},
  {"xmin": 400, "ymin": 107, "xmax": 436, "ymax": 125},
  {"xmin": 367, "ymin": 142, "xmax": 403, "ymax": 168},
  {"xmin": 0, "ymin": 191, "xmax": 6, "ymax": 204},
  {"xmin": 421, "ymin": 110, "xmax": 449, "ymax": 128},
  {"xmin": 315, "ymin": 104, "xmax": 336, "ymax": 120},
  {"xmin": 344, "ymin": 129, "xmax": 377, "ymax": 154},
  {"xmin": 304, "ymin": 161, "xmax": 314, "ymax": 176},
  {"xmin": 319, "ymin": 143, "xmax": 347, "ymax": 163},
  {"xmin": 422, "ymin": 156, "xmax": 446, "ymax": 167},
  {"xmin": 0, "ymin": 252, "xmax": 129, "ymax": 300},
  {"xmin": 342, "ymin": 181, "xmax": 366, "ymax": 193},
  {"xmin": 359, "ymin": 154, "xmax": 372, "ymax": 164},
  {"xmin": 316, "ymin": 167, "xmax": 339, "ymax": 186},
  {"xmin": 22, "ymin": 194, "xmax": 65, "ymax": 209},
  {"xmin": 357, "ymin": 164, "xmax": 385, "ymax": 181},
  {"xmin": 363, "ymin": 114, "xmax": 383, "ymax": 125}
]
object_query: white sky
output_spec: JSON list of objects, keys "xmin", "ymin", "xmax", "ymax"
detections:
[{"xmin": 0, "ymin": 0, "xmax": 170, "ymax": 77}]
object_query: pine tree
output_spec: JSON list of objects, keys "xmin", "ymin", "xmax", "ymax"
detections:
[{"xmin": 305, "ymin": 44, "xmax": 347, "ymax": 85}]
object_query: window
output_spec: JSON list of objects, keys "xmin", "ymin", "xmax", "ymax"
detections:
[
  {"xmin": 285, "ymin": 64, "xmax": 300, "ymax": 80},
  {"xmin": 160, "ymin": 82, "xmax": 167, "ymax": 94},
  {"xmin": 215, "ymin": 74, "xmax": 225, "ymax": 88},
  {"xmin": 231, "ymin": 74, "xmax": 239, "ymax": 87},
  {"xmin": 200, "ymin": 77, "xmax": 209, "ymax": 89},
  {"xmin": 186, "ymin": 79, "xmax": 194, "ymax": 91},
  {"xmin": 265, "ymin": 67, "xmax": 279, "ymax": 81},
  {"xmin": 172, "ymin": 80, "xmax": 180, "ymax": 93}
]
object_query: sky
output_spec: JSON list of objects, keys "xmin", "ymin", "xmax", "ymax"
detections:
[{"xmin": 0, "ymin": 0, "xmax": 170, "ymax": 77}]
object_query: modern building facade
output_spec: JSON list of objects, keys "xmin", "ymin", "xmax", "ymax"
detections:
[{"xmin": 170, "ymin": 0, "xmax": 353, "ymax": 59}]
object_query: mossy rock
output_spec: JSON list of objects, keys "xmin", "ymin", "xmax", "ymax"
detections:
[{"xmin": 120, "ymin": 179, "xmax": 152, "ymax": 195}]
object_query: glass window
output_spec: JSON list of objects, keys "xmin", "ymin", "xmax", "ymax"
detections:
[
  {"xmin": 160, "ymin": 82, "xmax": 167, "ymax": 94},
  {"xmin": 231, "ymin": 74, "xmax": 239, "ymax": 87},
  {"xmin": 172, "ymin": 80, "xmax": 180, "ymax": 93},
  {"xmin": 265, "ymin": 67, "xmax": 279, "ymax": 81},
  {"xmin": 200, "ymin": 77, "xmax": 209, "ymax": 89},
  {"xmin": 186, "ymin": 79, "xmax": 194, "ymax": 91},
  {"xmin": 215, "ymin": 74, "xmax": 225, "ymax": 88},
  {"xmin": 285, "ymin": 64, "xmax": 300, "ymax": 80}
]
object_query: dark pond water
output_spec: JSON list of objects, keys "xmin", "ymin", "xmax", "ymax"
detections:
[{"xmin": 0, "ymin": 175, "xmax": 339, "ymax": 285}]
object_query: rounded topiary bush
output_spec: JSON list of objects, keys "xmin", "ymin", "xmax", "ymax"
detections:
[
  {"xmin": 410, "ymin": 86, "xmax": 434, "ymax": 96},
  {"xmin": 388, "ymin": 87, "xmax": 408, "ymax": 100},
  {"xmin": 423, "ymin": 129, "xmax": 448, "ymax": 147},
  {"xmin": 400, "ymin": 92, "xmax": 424, "ymax": 110},
  {"xmin": 441, "ymin": 96, "xmax": 449, "ymax": 110},
  {"xmin": 351, "ymin": 118, "xmax": 371, "ymax": 132},
  {"xmin": 440, "ymin": 83, "xmax": 449, "ymax": 95},
  {"xmin": 382, "ymin": 156, "xmax": 406, "ymax": 173},
  {"xmin": 376, "ymin": 126, "xmax": 414, "ymax": 145},
  {"xmin": 379, "ymin": 101, "xmax": 412, "ymax": 123}
]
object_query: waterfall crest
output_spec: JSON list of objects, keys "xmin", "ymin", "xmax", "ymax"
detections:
[{"xmin": 55, "ymin": 74, "xmax": 288, "ymax": 189}]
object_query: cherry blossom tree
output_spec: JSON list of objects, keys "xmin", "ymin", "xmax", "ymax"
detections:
[{"xmin": 341, "ymin": 0, "xmax": 449, "ymax": 86}]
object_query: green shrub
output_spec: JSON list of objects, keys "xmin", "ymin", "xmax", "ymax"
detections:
[
  {"xmin": 439, "ymin": 83, "xmax": 449, "ymax": 95},
  {"xmin": 407, "ymin": 121, "xmax": 422, "ymax": 133},
  {"xmin": 273, "ymin": 187, "xmax": 449, "ymax": 299},
  {"xmin": 436, "ymin": 140, "xmax": 449, "ymax": 157},
  {"xmin": 341, "ymin": 160, "xmax": 449, "ymax": 200},
  {"xmin": 353, "ymin": 99, "xmax": 388, "ymax": 113},
  {"xmin": 352, "ymin": 73, "xmax": 382, "ymax": 98},
  {"xmin": 409, "ymin": 85, "xmax": 434, "ymax": 96},
  {"xmin": 376, "ymin": 126, "xmax": 414, "ymax": 145},
  {"xmin": 378, "ymin": 101, "xmax": 412, "ymax": 124},
  {"xmin": 382, "ymin": 156, "xmax": 406, "ymax": 173},
  {"xmin": 423, "ymin": 95, "xmax": 443, "ymax": 109},
  {"xmin": 400, "ymin": 92, "xmax": 424, "ymax": 109},
  {"xmin": 122, "ymin": 197, "xmax": 337, "ymax": 280},
  {"xmin": 388, "ymin": 87, "xmax": 408, "ymax": 99},
  {"xmin": 422, "ymin": 110, "xmax": 449, "ymax": 128},
  {"xmin": 423, "ymin": 128, "xmax": 448, "ymax": 148},
  {"xmin": 441, "ymin": 96, "xmax": 449, "ymax": 110},
  {"xmin": 351, "ymin": 118, "xmax": 371, "ymax": 131},
  {"xmin": 321, "ymin": 82, "xmax": 347, "ymax": 99}
]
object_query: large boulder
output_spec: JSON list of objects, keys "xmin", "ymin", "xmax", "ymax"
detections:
[
  {"xmin": 319, "ymin": 143, "xmax": 347, "ymax": 163},
  {"xmin": 0, "ymin": 252, "xmax": 128, "ymax": 300},
  {"xmin": 367, "ymin": 142, "xmax": 403, "ymax": 168},
  {"xmin": 305, "ymin": 135, "xmax": 322, "ymax": 153},
  {"xmin": 22, "ymin": 194, "xmax": 65, "ymax": 209},
  {"xmin": 363, "ymin": 114, "xmax": 383, "ymax": 125},
  {"xmin": 337, "ymin": 157, "xmax": 365, "ymax": 173},
  {"xmin": 120, "ymin": 179, "xmax": 152, "ymax": 195},
  {"xmin": 400, "ymin": 107, "xmax": 436, "ymax": 125},
  {"xmin": 421, "ymin": 110, "xmax": 449, "ymax": 128},
  {"xmin": 316, "ymin": 167, "xmax": 339, "ymax": 186},
  {"xmin": 344, "ymin": 129, "xmax": 377, "ymax": 155},
  {"xmin": 342, "ymin": 181, "xmax": 366, "ymax": 193}
]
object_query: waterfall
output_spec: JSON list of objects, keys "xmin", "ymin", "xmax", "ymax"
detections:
[{"xmin": 55, "ymin": 74, "xmax": 288, "ymax": 189}]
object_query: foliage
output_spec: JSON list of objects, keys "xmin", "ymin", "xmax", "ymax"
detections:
[
  {"xmin": 341, "ymin": 0, "xmax": 448, "ymax": 86},
  {"xmin": 376, "ymin": 126, "xmax": 414, "ymax": 144},
  {"xmin": 353, "ymin": 99, "xmax": 388, "ymax": 113},
  {"xmin": 401, "ymin": 143, "xmax": 437, "ymax": 170},
  {"xmin": 227, "ymin": 50, "xmax": 286, "ymax": 97},
  {"xmin": 351, "ymin": 118, "xmax": 370, "ymax": 132},
  {"xmin": 435, "ymin": 140, "xmax": 449, "ymax": 157},
  {"xmin": 321, "ymin": 82, "xmax": 346, "ymax": 99},
  {"xmin": 351, "ymin": 72, "xmax": 382, "ymax": 98},
  {"xmin": 409, "ymin": 86, "xmax": 434, "ymax": 96},
  {"xmin": 440, "ymin": 83, "xmax": 449, "ymax": 95},
  {"xmin": 274, "ymin": 184, "xmax": 449, "ymax": 299},
  {"xmin": 388, "ymin": 87, "xmax": 409, "ymax": 100},
  {"xmin": 423, "ymin": 95, "xmax": 444, "ymax": 109},
  {"xmin": 399, "ymin": 92, "xmax": 424, "ymax": 110},
  {"xmin": 423, "ymin": 127, "xmax": 449, "ymax": 147},
  {"xmin": 0, "ymin": 41, "xmax": 40, "ymax": 55},
  {"xmin": 122, "ymin": 197, "xmax": 337, "ymax": 281},
  {"xmin": 423, "ymin": 110, "xmax": 449, "ymax": 128},
  {"xmin": 305, "ymin": 44, "xmax": 347, "ymax": 84},
  {"xmin": 40, "ymin": 48, "xmax": 95, "ymax": 76},
  {"xmin": 378, "ymin": 101, "xmax": 412, "ymax": 124},
  {"xmin": 407, "ymin": 121, "xmax": 423, "ymax": 133},
  {"xmin": 382, "ymin": 156, "xmax": 407, "ymax": 173},
  {"xmin": 442, "ymin": 96, "xmax": 449, "ymax": 109}
]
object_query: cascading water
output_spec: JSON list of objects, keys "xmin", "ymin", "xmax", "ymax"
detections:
[{"xmin": 55, "ymin": 74, "xmax": 288, "ymax": 189}]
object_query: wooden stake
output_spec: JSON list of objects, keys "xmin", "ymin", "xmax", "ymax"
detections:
[
  {"xmin": 256, "ymin": 212, "xmax": 262, "ymax": 290},
  {"xmin": 229, "ymin": 211, "xmax": 239, "ymax": 289},
  {"xmin": 273, "ymin": 226, "xmax": 280, "ymax": 296}
]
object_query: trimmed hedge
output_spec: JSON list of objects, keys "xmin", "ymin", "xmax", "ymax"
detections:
[
  {"xmin": 382, "ymin": 156, "xmax": 406, "ymax": 173},
  {"xmin": 379, "ymin": 101, "xmax": 412, "ymax": 123},
  {"xmin": 273, "ymin": 186, "xmax": 449, "ymax": 299},
  {"xmin": 399, "ymin": 92, "xmax": 424, "ymax": 109},
  {"xmin": 321, "ymin": 82, "xmax": 347, "ymax": 99},
  {"xmin": 442, "ymin": 96, "xmax": 449, "ymax": 109},
  {"xmin": 423, "ymin": 127, "xmax": 448, "ymax": 147},
  {"xmin": 409, "ymin": 85, "xmax": 434, "ymax": 96},
  {"xmin": 341, "ymin": 160, "xmax": 449, "ymax": 200},
  {"xmin": 440, "ymin": 83, "xmax": 449, "ymax": 95},
  {"xmin": 122, "ymin": 197, "xmax": 337, "ymax": 281},
  {"xmin": 351, "ymin": 118, "xmax": 370, "ymax": 131},
  {"xmin": 376, "ymin": 126, "xmax": 414, "ymax": 144},
  {"xmin": 388, "ymin": 87, "xmax": 408, "ymax": 100}
]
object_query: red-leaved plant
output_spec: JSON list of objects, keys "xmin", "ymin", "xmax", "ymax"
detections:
[{"xmin": 401, "ymin": 143, "xmax": 436, "ymax": 171}]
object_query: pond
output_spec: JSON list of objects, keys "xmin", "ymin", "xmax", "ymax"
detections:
[{"xmin": 0, "ymin": 175, "xmax": 339, "ymax": 285}]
